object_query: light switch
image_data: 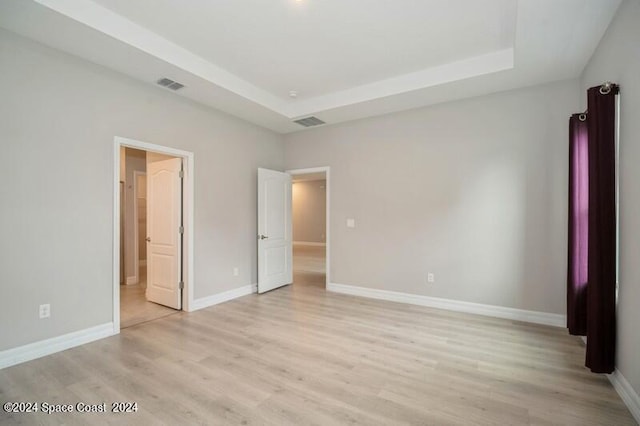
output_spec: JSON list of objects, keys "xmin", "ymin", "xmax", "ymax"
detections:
[{"xmin": 346, "ymin": 218, "xmax": 355, "ymax": 228}]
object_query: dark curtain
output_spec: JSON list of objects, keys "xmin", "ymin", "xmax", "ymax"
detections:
[
  {"xmin": 585, "ymin": 84, "xmax": 618, "ymax": 374},
  {"xmin": 567, "ymin": 114, "xmax": 589, "ymax": 336}
]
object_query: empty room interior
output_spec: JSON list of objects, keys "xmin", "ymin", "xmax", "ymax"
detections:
[{"xmin": 0, "ymin": 0, "xmax": 639, "ymax": 424}]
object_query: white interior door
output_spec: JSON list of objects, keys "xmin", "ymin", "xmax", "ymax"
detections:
[
  {"xmin": 258, "ymin": 168, "xmax": 292, "ymax": 293},
  {"xmin": 146, "ymin": 157, "xmax": 182, "ymax": 309}
]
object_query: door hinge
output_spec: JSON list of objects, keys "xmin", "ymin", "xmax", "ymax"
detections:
[
  {"xmin": 179, "ymin": 226, "xmax": 184, "ymax": 234},
  {"xmin": 179, "ymin": 281, "xmax": 184, "ymax": 290},
  {"xmin": 179, "ymin": 170, "xmax": 184, "ymax": 179}
]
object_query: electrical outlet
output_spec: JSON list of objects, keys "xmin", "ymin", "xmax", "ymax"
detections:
[
  {"xmin": 427, "ymin": 273, "xmax": 435, "ymax": 284},
  {"xmin": 233, "ymin": 267, "xmax": 239, "ymax": 277},
  {"xmin": 39, "ymin": 304, "xmax": 50, "ymax": 319}
]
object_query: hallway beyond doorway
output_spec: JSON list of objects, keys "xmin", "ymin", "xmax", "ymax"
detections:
[
  {"xmin": 120, "ymin": 266, "xmax": 179, "ymax": 328},
  {"xmin": 293, "ymin": 244, "xmax": 326, "ymax": 290}
]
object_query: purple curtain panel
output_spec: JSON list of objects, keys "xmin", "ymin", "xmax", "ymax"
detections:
[
  {"xmin": 585, "ymin": 84, "xmax": 619, "ymax": 374},
  {"xmin": 567, "ymin": 114, "xmax": 589, "ymax": 336}
]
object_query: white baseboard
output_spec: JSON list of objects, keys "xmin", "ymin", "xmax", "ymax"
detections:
[
  {"xmin": 191, "ymin": 284, "xmax": 256, "ymax": 311},
  {"xmin": 293, "ymin": 241, "xmax": 326, "ymax": 247},
  {"xmin": 0, "ymin": 323, "xmax": 115, "ymax": 370},
  {"xmin": 125, "ymin": 276, "xmax": 138, "ymax": 285},
  {"xmin": 327, "ymin": 283, "xmax": 565, "ymax": 327},
  {"xmin": 608, "ymin": 370, "xmax": 640, "ymax": 424}
]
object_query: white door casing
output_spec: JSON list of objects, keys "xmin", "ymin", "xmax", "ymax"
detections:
[
  {"xmin": 258, "ymin": 168, "xmax": 293, "ymax": 293},
  {"xmin": 146, "ymin": 157, "xmax": 182, "ymax": 309}
]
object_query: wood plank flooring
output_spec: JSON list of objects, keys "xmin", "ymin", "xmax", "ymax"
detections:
[
  {"xmin": 0, "ymin": 249, "xmax": 634, "ymax": 425},
  {"xmin": 293, "ymin": 244, "xmax": 326, "ymax": 276},
  {"xmin": 120, "ymin": 266, "xmax": 179, "ymax": 329}
]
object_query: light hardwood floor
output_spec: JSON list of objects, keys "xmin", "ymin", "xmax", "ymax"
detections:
[
  {"xmin": 293, "ymin": 244, "xmax": 326, "ymax": 291},
  {"xmin": 120, "ymin": 266, "xmax": 179, "ymax": 329},
  {"xmin": 0, "ymin": 249, "xmax": 634, "ymax": 425}
]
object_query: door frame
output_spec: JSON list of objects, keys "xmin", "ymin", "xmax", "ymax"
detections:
[
  {"xmin": 113, "ymin": 136, "xmax": 195, "ymax": 333},
  {"xmin": 286, "ymin": 166, "xmax": 331, "ymax": 288}
]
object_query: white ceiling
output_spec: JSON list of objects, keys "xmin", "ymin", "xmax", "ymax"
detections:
[
  {"xmin": 0, "ymin": 0, "xmax": 622, "ymax": 133},
  {"xmin": 92, "ymin": 0, "xmax": 517, "ymax": 100}
]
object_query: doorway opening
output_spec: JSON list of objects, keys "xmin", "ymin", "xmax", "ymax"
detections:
[
  {"xmin": 113, "ymin": 137, "xmax": 195, "ymax": 333},
  {"xmin": 288, "ymin": 167, "xmax": 330, "ymax": 291}
]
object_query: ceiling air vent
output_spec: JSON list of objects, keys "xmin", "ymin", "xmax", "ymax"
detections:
[
  {"xmin": 156, "ymin": 77, "xmax": 185, "ymax": 91},
  {"xmin": 293, "ymin": 116, "xmax": 326, "ymax": 127}
]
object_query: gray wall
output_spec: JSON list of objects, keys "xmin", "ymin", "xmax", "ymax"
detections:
[
  {"xmin": 581, "ymin": 0, "xmax": 640, "ymax": 400},
  {"xmin": 0, "ymin": 30, "xmax": 284, "ymax": 350},
  {"xmin": 293, "ymin": 180, "xmax": 326, "ymax": 243},
  {"xmin": 285, "ymin": 79, "xmax": 580, "ymax": 315}
]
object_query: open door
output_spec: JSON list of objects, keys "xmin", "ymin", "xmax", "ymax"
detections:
[
  {"xmin": 258, "ymin": 168, "xmax": 293, "ymax": 293},
  {"xmin": 146, "ymin": 157, "xmax": 183, "ymax": 309}
]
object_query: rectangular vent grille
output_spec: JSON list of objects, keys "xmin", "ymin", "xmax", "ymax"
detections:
[
  {"xmin": 156, "ymin": 77, "xmax": 185, "ymax": 91},
  {"xmin": 293, "ymin": 116, "xmax": 326, "ymax": 127}
]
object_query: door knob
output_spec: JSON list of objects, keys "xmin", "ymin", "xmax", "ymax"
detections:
[
  {"xmin": 145, "ymin": 237, "xmax": 151, "ymax": 242},
  {"xmin": 259, "ymin": 235, "xmax": 268, "ymax": 240}
]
